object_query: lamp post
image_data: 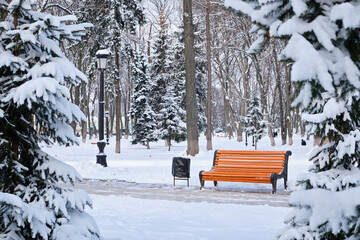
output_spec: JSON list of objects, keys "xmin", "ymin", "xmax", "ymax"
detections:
[
  {"xmin": 96, "ymin": 48, "xmax": 110, "ymax": 167},
  {"xmin": 105, "ymin": 111, "xmax": 109, "ymax": 145}
]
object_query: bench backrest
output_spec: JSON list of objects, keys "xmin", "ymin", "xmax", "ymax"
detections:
[{"xmin": 212, "ymin": 150, "xmax": 291, "ymax": 176}]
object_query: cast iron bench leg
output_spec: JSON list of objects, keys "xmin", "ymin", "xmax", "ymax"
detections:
[
  {"xmin": 199, "ymin": 171, "xmax": 204, "ymax": 189},
  {"xmin": 270, "ymin": 173, "xmax": 278, "ymax": 194}
]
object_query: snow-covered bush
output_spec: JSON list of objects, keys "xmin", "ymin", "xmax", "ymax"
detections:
[
  {"xmin": 0, "ymin": 1, "xmax": 100, "ymax": 239},
  {"xmin": 225, "ymin": 0, "xmax": 360, "ymax": 239}
]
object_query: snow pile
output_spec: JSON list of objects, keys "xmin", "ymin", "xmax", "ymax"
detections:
[{"xmin": 278, "ymin": 187, "xmax": 360, "ymax": 239}]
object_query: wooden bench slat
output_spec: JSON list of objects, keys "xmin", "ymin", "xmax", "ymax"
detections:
[
  {"xmin": 217, "ymin": 154, "xmax": 285, "ymax": 158},
  {"xmin": 217, "ymin": 153, "xmax": 286, "ymax": 157},
  {"xmin": 216, "ymin": 157, "xmax": 285, "ymax": 161},
  {"xmin": 214, "ymin": 164, "xmax": 284, "ymax": 167},
  {"xmin": 217, "ymin": 150, "xmax": 287, "ymax": 154},
  {"xmin": 215, "ymin": 159, "xmax": 284, "ymax": 163},
  {"xmin": 203, "ymin": 172, "xmax": 277, "ymax": 177},
  {"xmin": 211, "ymin": 169, "xmax": 283, "ymax": 174},
  {"xmin": 213, "ymin": 165, "xmax": 283, "ymax": 169},
  {"xmin": 215, "ymin": 162, "xmax": 284, "ymax": 166},
  {"xmin": 202, "ymin": 176, "xmax": 271, "ymax": 183}
]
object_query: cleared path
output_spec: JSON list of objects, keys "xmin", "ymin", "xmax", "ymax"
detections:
[{"xmin": 74, "ymin": 179, "xmax": 290, "ymax": 207}]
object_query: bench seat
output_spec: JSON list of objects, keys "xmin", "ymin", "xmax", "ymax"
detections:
[{"xmin": 199, "ymin": 150, "xmax": 292, "ymax": 193}]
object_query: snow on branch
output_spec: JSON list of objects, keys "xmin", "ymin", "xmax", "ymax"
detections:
[
  {"xmin": 287, "ymin": 187, "xmax": 360, "ymax": 235},
  {"xmin": 224, "ymin": 0, "xmax": 255, "ymax": 16},
  {"xmin": 281, "ymin": 34, "xmax": 335, "ymax": 94},
  {"xmin": 330, "ymin": 3, "xmax": 360, "ymax": 29},
  {"xmin": 0, "ymin": 192, "xmax": 54, "ymax": 239},
  {"xmin": 43, "ymin": 4, "xmax": 72, "ymax": 15},
  {"xmin": 36, "ymin": 151, "xmax": 82, "ymax": 184}
]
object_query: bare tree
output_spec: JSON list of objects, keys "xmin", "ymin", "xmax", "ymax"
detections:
[
  {"xmin": 183, "ymin": 0, "xmax": 199, "ymax": 156},
  {"xmin": 205, "ymin": 0, "xmax": 212, "ymax": 151}
]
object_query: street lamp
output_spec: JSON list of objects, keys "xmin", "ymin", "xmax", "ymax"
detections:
[
  {"xmin": 96, "ymin": 48, "xmax": 110, "ymax": 167},
  {"xmin": 105, "ymin": 111, "xmax": 109, "ymax": 145}
]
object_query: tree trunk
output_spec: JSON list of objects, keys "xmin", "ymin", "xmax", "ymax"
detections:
[
  {"xmin": 110, "ymin": 103, "xmax": 115, "ymax": 137},
  {"xmin": 115, "ymin": 48, "xmax": 121, "ymax": 153},
  {"xmin": 123, "ymin": 98, "xmax": 129, "ymax": 140},
  {"xmin": 124, "ymin": 61, "xmax": 131, "ymax": 139},
  {"xmin": 92, "ymin": 115, "xmax": 97, "ymax": 139},
  {"xmin": 314, "ymin": 135, "xmax": 321, "ymax": 146},
  {"xmin": 205, "ymin": 0, "xmax": 212, "ymax": 151},
  {"xmin": 87, "ymin": 80, "xmax": 92, "ymax": 140},
  {"xmin": 183, "ymin": 0, "xmax": 199, "ymax": 156},
  {"xmin": 115, "ymin": 91, "xmax": 121, "ymax": 153},
  {"xmin": 285, "ymin": 65, "xmax": 293, "ymax": 146},
  {"xmin": 273, "ymin": 48, "xmax": 286, "ymax": 145},
  {"xmin": 300, "ymin": 120, "xmax": 306, "ymax": 138},
  {"xmin": 81, "ymin": 81, "xmax": 87, "ymax": 143},
  {"xmin": 268, "ymin": 88, "xmax": 277, "ymax": 146},
  {"xmin": 239, "ymin": 66, "xmax": 249, "ymax": 142}
]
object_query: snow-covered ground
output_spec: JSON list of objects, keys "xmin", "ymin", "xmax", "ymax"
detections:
[{"xmin": 43, "ymin": 134, "xmax": 313, "ymax": 239}]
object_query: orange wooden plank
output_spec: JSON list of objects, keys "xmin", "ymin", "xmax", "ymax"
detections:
[
  {"xmin": 212, "ymin": 169, "xmax": 282, "ymax": 174},
  {"xmin": 217, "ymin": 150, "xmax": 287, "ymax": 155},
  {"xmin": 202, "ymin": 176, "xmax": 271, "ymax": 183},
  {"xmin": 214, "ymin": 164, "xmax": 283, "ymax": 168},
  {"xmin": 215, "ymin": 159, "xmax": 284, "ymax": 162},
  {"xmin": 202, "ymin": 172, "xmax": 275, "ymax": 178},
  {"xmin": 216, "ymin": 157, "xmax": 285, "ymax": 161},
  {"xmin": 214, "ymin": 161, "xmax": 284, "ymax": 166}
]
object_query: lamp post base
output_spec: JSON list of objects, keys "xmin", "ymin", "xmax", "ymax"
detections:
[
  {"xmin": 96, "ymin": 141, "xmax": 107, "ymax": 167},
  {"xmin": 96, "ymin": 154, "xmax": 107, "ymax": 167}
]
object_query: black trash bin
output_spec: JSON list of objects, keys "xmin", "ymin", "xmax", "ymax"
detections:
[{"xmin": 172, "ymin": 157, "xmax": 190, "ymax": 187}]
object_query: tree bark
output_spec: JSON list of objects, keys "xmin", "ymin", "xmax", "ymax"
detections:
[
  {"xmin": 115, "ymin": 49, "xmax": 121, "ymax": 154},
  {"xmin": 87, "ymin": 77, "xmax": 92, "ymax": 140},
  {"xmin": 72, "ymin": 51, "xmax": 81, "ymax": 136},
  {"xmin": 205, "ymin": 0, "xmax": 212, "ymax": 151},
  {"xmin": 273, "ymin": 48, "xmax": 286, "ymax": 145},
  {"xmin": 115, "ymin": 91, "xmax": 121, "ymax": 153},
  {"xmin": 71, "ymin": 85, "xmax": 80, "ymax": 134},
  {"xmin": 81, "ymin": 82, "xmax": 87, "ymax": 143},
  {"xmin": 124, "ymin": 61, "xmax": 131, "ymax": 139},
  {"xmin": 285, "ymin": 64, "xmax": 293, "ymax": 146},
  {"xmin": 183, "ymin": 0, "xmax": 199, "ymax": 156},
  {"xmin": 110, "ymin": 103, "xmax": 115, "ymax": 137},
  {"xmin": 224, "ymin": 59, "xmax": 233, "ymax": 139}
]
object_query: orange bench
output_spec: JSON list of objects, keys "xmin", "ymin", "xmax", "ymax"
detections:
[{"xmin": 199, "ymin": 150, "xmax": 292, "ymax": 193}]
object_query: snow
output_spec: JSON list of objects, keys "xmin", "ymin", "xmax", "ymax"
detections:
[
  {"xmin": 52, "ymin": 210, "xmax": 100, "ymax": 240},
  {"xmin": 330, "ymin": 3, "xmax": 360, "ymax": 29},
  {"xmin": 88, "ymin": 195, "xmax": 289, "ymax": 240},
  {"xmin": 291, "ymin": 0, "xmax": 307, "ymax": 17},
  {"xmin": 280, "ymin": 33, "xmax": 335, "ymax": 96},
  {"xmin": 284, "ymin": 187, "xmax": 360, "ymax": 235},
  {"xmin": 0, "ymin": 51, "xmax": 28, "ymax": 72},
  {"xmin": 42, "ymin": 134, "xmax": 313, "ymax": 239},
  {"xmin": 224, "ymin": 0, "xmax": 254, "ymax": 16},
  {"xmin": 302, "ymin": 98, "xmax": 346, "ymax": 123},
  {"xmin": 96, "ymin": 49, "xmax": 111, "ymax": 56}
]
